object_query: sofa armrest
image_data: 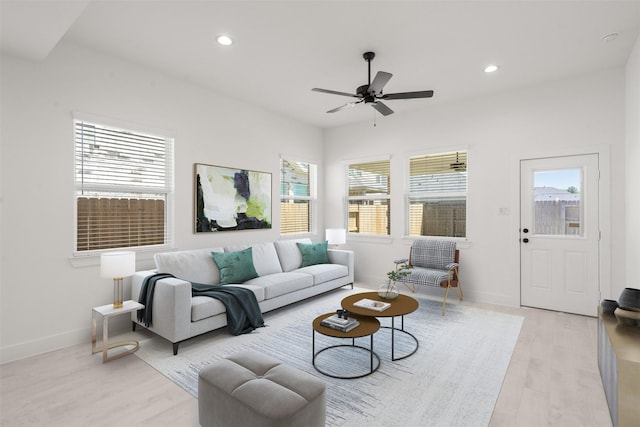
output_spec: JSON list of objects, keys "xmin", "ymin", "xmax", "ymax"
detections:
[
  {"xmin": 327, "ymin": 249, "xmax": 354, "ymax": 283},
  {"xmin": 131, "ymin": 271, "xmax": 192, "ymax": 343}
]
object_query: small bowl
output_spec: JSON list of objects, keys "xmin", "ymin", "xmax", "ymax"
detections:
[
  {"xmin": 618, "ymin": 287, "xmax": 640, "ymax": 312},
  {"xmin": 614, "ymin": 307, "xmax": 640, "ymax": 327},
  {"xmin": 601, "ymin": 299, "xmax": 619, "ymax": 314}
]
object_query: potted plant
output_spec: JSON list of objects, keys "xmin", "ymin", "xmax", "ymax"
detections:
[{"xmin": 378, "ymin": 264, "xmax": 412, "ymax": 300}]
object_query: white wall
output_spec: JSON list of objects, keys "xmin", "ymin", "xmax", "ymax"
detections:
[
  {"xmin": 0, "ymin": 43, "xmax": 324, "ymax": 363},
  {"xmin": 626, "ymin": 35, "xmax": 640, "ymax": 292},
  {"xmin": 1, "ymin": 40, "xmax": 633, "ymax": 364},
  {"xmin": 324, "ymin": 68, "xmax": 627, "ymax": 307}
]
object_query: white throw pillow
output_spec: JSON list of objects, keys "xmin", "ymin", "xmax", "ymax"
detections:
[{"xmin": 274, "ymin": 238, "xmax": 312, "ymax": 272}]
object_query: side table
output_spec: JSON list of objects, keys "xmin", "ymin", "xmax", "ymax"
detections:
[
  {"xmin": 91, "ymin": 300, "xmax": 144, "ymax": 363},
  {"xmin": 312, "ymin": 313, "xmax": 381, "ymax": 379}
]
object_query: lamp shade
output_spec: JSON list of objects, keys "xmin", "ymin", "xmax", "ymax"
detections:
[
  {"xmin": 100, "ymin": 251, "xmax": 136, "ymax": 279},
  {"xmin": 326, "ymin": 228, "xmax": 346, "ymax": 246}
]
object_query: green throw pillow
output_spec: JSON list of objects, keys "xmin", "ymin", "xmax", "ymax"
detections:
[
  {"xmin": 297, "ymin": 241, "xmax": 330, "ymax": 267},
  {"xmin": 211, "ymin": 248, "xmax": 259, "ymax": 285}
]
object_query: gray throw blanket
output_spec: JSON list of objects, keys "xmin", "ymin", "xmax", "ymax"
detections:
[
  {"xmin": 191, "ymin": 283, "xmax": 265, "ymax": 335},
  {"xmin": 137, "ymin": 273, "xmax": 264, "ymax": 335}
]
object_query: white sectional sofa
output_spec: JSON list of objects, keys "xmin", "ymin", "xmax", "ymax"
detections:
[{"xmin": 131, "ymin": 238, "xmax": 354, "ymax": 354}]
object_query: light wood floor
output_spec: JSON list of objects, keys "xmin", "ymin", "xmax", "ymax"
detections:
[{"xmin": 0, "ymin": 297, "xmax": 612, "ymax": 427}]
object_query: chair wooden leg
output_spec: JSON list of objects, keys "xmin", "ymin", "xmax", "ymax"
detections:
[
  {"xmin": 401, "ymin": 281, "xmax": 416, "ymax": 293},
  {"xmin": 455, "ymin": 281, "xmax": 463, "ymax": 301},
  {"xmin": 442, "ymin": 285, "xmax": 450, "ymax": 316}
]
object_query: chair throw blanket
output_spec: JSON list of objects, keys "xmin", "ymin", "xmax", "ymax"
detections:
[{"xmin": 137, "ymin": 273, "xmax": 264, "ymax": 335}]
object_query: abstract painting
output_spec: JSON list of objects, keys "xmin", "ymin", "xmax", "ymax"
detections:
[{"xmin": 195, "ymin": 163, "xmax": 272, "ymax": 232}]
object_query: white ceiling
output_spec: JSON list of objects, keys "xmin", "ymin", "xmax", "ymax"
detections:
[{"xmin": 2, "ymin": 1, "xmax": 640, "ymax": 129}]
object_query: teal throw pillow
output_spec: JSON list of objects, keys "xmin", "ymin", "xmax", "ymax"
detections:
[
  {"xmin": 211, "ymin": 248, "xmax": 259, "ymax": 285},
  {"xmin": 297, "ymin": 241, "xmax": 330, "ymax": 267}
]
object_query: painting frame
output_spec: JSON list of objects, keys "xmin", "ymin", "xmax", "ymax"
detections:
[{"xmin": 194, "ymin": 163, "xmax": 272, "ymax": 233}]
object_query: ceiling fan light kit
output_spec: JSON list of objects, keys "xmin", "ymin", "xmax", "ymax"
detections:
[{"xmin": 312, "ymin": 51, "xmax": 434, "ymax": 117}]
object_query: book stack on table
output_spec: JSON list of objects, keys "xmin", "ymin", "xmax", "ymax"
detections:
[{"xmin": 321, "ymin": 314, "xmax": 360, "ymax": 332}]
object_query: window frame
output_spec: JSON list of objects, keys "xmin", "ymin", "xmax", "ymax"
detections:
[
  {"xmin": 406, "ymin": 150, "xmax": 468, "ymax": 239},
  {"xmin": 72, "ymin": 114, "xmax": 174, "ymax": 256},
  {"xmin": 279, "ymin": 156, "xmax": 317, "ymax": 236},
  {"xmin": 347, "ymin": 157, "xmax": 391, "ymax": 237}
]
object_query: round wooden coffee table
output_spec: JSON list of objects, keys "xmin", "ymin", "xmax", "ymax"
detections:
[
  {"xmin": 341, "ymin": 292, "xmax": 419, "ymax": 361},
  {"xmin": 312, "ymin": 312, "xmax": 380, "ymax": 379}
]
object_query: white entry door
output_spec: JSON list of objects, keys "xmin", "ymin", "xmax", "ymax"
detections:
[{"xmin": 520, "ymin": 154, "xmax": 600, "ymax": 316}]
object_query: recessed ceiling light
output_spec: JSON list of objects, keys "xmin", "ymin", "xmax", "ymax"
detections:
[
  {"xmin": 484, "ymin": 65, "xmax": 499, "ymax": 73},
  {"xmin": 217, "ymin": 35, "xmax": 233, "ymax": 46}
]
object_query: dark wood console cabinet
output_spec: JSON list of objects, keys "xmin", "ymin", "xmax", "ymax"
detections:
[{"xmin": 597, "ymin": 307, "xmax": 640, "ymax": 427}]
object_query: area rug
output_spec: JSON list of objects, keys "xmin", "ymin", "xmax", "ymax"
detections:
[{"xmin": 135, "ymin": 288, "xmax": 523, "ymax": 427}]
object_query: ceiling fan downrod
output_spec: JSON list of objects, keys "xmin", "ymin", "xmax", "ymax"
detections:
[{"xmin": 363, "ymin": 51, "xmax": 375, "ymax": 86}]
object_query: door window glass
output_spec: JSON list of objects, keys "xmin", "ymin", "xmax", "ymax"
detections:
[{"xmin": 533, "ymin": 168, "xmax": 583, "ymax": 236}]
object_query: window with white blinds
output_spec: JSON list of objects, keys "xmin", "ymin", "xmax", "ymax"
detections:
[
  {"xmin": 408, "ymin": 151, "xmax": 467, "ymax": 238},
  {"xmin": 74, "ymin": 119, "xmax": 174, "ymax": 253},
  {"xmin": 348, "ymin": 159, "xmax": 390, "ymax": 235},
  {"xmin": 280, "ymin": 158, "xmax": 315, "ymax": 234}
]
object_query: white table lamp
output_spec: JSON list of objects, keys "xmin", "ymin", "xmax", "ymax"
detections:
[
  {"xmin": 326, "ymin": 228, "xmax": 346, "ymax": 247},
  {"xmin": 101, "ymin": 251, "xmax": 136, "ymax": 308}
]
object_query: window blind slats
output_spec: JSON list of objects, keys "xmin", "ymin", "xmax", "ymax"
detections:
[
  {"xmin": 409, "ymin": 152, "xmax": 467, "ymax": 193},
  {"xmin": 75, "ymin": 122, "xmax": 167, "ymax": 190},
  {"xmin": 76, "ymin": 197, "xmax": 165, "ymax": 251},
  {"xmin": 348, "ymin": 160, "xmax": 390, "ymax": 197}
]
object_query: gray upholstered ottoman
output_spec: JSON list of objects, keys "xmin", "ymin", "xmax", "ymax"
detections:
[{"xmin": 198, "ymin": 350, "xmax": 326, "ymax": 427}]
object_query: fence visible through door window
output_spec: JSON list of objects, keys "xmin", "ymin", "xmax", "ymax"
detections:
[{"xmin": 532, "ymin": 168, "xmax": 583, "ymax": 237}]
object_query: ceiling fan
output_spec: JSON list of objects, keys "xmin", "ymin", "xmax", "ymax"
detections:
[{"xmin": 312, "ymin": 51, "xmax": 434, "ymax": 116}]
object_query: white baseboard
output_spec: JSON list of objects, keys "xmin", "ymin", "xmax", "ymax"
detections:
[{"xmin": 1, "ymin": 315, "xmax": 132, "ymax": 364}]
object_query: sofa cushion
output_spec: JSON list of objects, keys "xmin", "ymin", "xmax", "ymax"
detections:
[
  {"xmin": 192, "ymin": 296, "xmax": 226, "ymax": 321},
  {"xmin": 295, "ymin": 264, "xmax": 348, "ymax": 285},
  {"xmin": 191, "ymin": 285, "xmax": 266, "ymax": 322},
  {"xmin": 154, "ymin": 248, "xmax": 224, "ymax": 285},
  {"xmin": 225, "ymin": 242, "xmax": 282, "ymax": 276},
  {"xmin": 244, "ymin": 272, "xmax": 313, "ymax": 299},
  {"xmin": 297, "ymin": 241, "xmax": 329, "ymax": 267},
  {"xmin": 274, "ymin": 238, "xmax": 312, "ymax": 272},
  {"xmin": 212, "ymin": 248, "xmax": 259, "ymax": 285}
]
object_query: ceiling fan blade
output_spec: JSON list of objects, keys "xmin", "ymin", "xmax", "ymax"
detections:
[
  {"xmin": 312, "ymin": 88, "xmax": 360, "ymax": 98},
  {"xmin": 371, "ymin": 101, "xmax": 394, "ymax": 116},
  {"xmin": 326, "ymin": 100, "xmax": 362, "ymax": 114},
  {"xmin": 382, "ymin": 90, "xmax": 434, "ymax": 100},
  {"xmin": 369, "ymin": 71, "xmax": 393, "ymax": 94}
]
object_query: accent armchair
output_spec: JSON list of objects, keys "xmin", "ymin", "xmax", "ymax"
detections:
[{"xmin": 396, "ymin": 239, "xmax": 462, "ymax": 315}]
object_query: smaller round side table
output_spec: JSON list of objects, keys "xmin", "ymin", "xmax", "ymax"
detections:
[{"xmin": 312, "ymin": 312, "xmax": 381, "ymax": 379}]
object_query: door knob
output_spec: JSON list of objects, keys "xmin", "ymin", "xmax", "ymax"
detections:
[
  {"xmin": 522, "ymin": 238, "xmax": 529, "ymax": 243},
  {"xmin": 523, "ymin": 228, "xmax": 529, "ymax": 233}
]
